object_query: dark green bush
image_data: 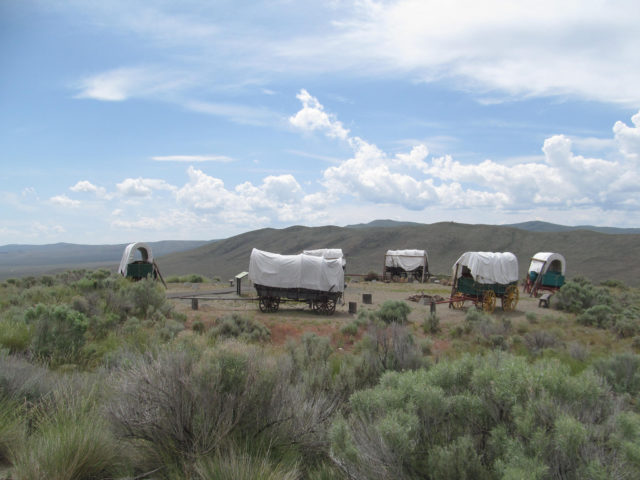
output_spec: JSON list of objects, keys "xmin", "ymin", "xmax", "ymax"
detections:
[
  {"xmin": 593, "ymin": 353, "xmax": 640, "ymax": 396},
  {"xmin": 375, "ymin": 300, "xmax": 411, "ymax": 325},
  {"xmin": 26, "ymin": 304, "xmax": 89, "ymax": 364},
  {"xmin": 355, "ymin": 321, "xmax": 424, "ymax": 378},
  {"xmin": 0, "ymin": 317, "xmax": 33, "ymax": 353},
  {"xmin": 330, "ymin": 352, "xmax": 628, "ymax": 479},
  {"xmin": 576, "ymin": 304, "xmax": 615, "ymax": 328},
  {"xmin": 127, "ymin": 277, "xmax": 167, "ymax": 319},
  {"xmin": 554, "ymin": 278, "xmax": 613, "ymax": 314},
  {"xmin": 340, "ymin": 321, "xmax": 359, "ymax": 337},
  {"xmin": 524, "ymin": 330, "xmax": 559, "ymax": 354},
  {"xmin": 192, "ymin": 319, "xmax": 205, "ymax": 334},
  {"xmin": 210, "ymin": 314, "xmax": 270, "ymax": 343}
]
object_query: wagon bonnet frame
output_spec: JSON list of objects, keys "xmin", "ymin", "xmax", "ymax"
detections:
[{"xmin": 524, "ymin": 252, "xmax": 566, "ymax": 297}]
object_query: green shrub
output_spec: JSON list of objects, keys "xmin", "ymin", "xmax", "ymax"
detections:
[
  {"xmin": 192, "ymin": 319, "xmax": 205, "ymax": 334},
  {"xmin": 26, "ymin": 304, "xmax": 89, "ymax": 364},
  {"xmin": 593, "ymin": 353, "xmax": 640, "ymax": 396},
  {"xmin": 601, "ymin": 279, "xmax": 627, "ymax": 289},
  {"xmin": 109, "ymin": 347, "xmax": 273, "ymax": 468},
  {"xmin": 524, "ymin": 330, "xmax": 559, "ymax": 354},
  {"xmin": 526, "ymin": 312, "xmax": 538, "ymax": 324},
  {"xmin": 126, "ymin": 278, "xmax": 167, "ymax": 319},
  {"xmin": 355, "ymin": 322, "xmax": 424, "ymax": 378},
  {"xmin": 341, "ymin": 321, "xmax": 359, "ymax": 337},
  {"xmin": 375, "ymin": 301, "xmax": 411, "ymax": 325},
  {"xmin": 423, "ymin": 313, "xmax": 440, "ymax": 334},
  {"xmin": 614, "ymin": 315, "xmax": 640, "ymax": 338},
  {"xmin": 0, "ymin": 318, "xmax": 33, "ymax": 353},
  {"xmin": 554, "ymin": 278, "xmax": 613, "ymax": 314},
  {"xmin": 576, "ymin": 304, "xmax": 615, "ymax": 328},
  {"xmin": 331, "ymin": 352, "xmax": 623, "ymax": 479},
  {"xmin": 210, "ymin": 314, "xmax": 270, "ymax": 343}
]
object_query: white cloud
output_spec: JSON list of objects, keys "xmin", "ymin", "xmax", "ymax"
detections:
[
  {"xmin": 70, "ymin": 180, "xmax": 108, "ymax": 197},
  {"xmin": 75, "ymin": 67, "xmax": 191, "ymax": 102},
  {"xmin": 116, "ymin": 178, "xmax": 176, "ymax": 197},
  {"xmin": 289, "ymin": 89, "xmax": 350, "ymax": 140},
  {"xmin": 292, "ymin": 91, "xmax": 640, "ymax": 213},
  {"xmin": 65, "ymin": 1, "xmax": 640, "ymax": 106},
  {"xmin": 50, "ymin": 194, "xmax": 81, "ymax": 208},
  {"xmin": 176, "ymin": 166, "xmax": 327, "ymax": 225},
  {"xmin": 613, "ymin": 111, "xmax": 640, "ymax": 158},
  {"xmin": 185, "ymin": 100, "xmax": 283, "ymax": 126},
  {"xmin": 151, "ymin": 155, "xmax": 233, "ymax": 163}
]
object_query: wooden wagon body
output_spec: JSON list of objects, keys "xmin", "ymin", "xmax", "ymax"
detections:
[{"xmin": 253, "ymin": 284, "xmax": 342, "ymax": 314}]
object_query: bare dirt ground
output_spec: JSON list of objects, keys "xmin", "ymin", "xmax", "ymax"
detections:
[{"xmin": 168, "ymin": 279, "xmax": 551, "ymax": 356}]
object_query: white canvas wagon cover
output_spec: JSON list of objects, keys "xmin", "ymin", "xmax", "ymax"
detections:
[
  {"xmin": 118, "ymin": 242, "xmax": 153, "ymax": 276},
  {"xmin": 528, "ymin": 252, "xmax": 566, "ymax": 275},
  {"xmin": 384, "ymin": 249, "xmax": 428, "ymax": 271},
  {"xmin": 249, "ymin": 248, "xmax": 345, "ymax": 293},
  {"xmin": 453, "ymin": 252, "xmax": 519, "ymax": 285},
  {"xmin": 303, "ymin": 249, "xmax": 346, "ymax": 267}
]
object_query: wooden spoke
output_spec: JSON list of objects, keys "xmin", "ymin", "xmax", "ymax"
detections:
[
  {"xmin": 482, "ymin": 290, "xmax": 496, "ymax": 313},
  {"xmin": 501, "ymin": 285, "xmax": 519, "ymax": 312}
]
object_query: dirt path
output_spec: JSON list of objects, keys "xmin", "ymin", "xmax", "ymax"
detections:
[{"xmin": 169, "ymin": 280, "xmax": 548, "ymax": 354}]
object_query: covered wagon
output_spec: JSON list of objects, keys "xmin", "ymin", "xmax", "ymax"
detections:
[
  {"xmin": 450, "ymin": 252, "xmax": 519, "ymax": 313},
  {"xmin": 524, "ymin": 252, "xmax": 566, "ymax": 297},
  {"xmin": 119, "ymin": 242, "xmax": 158, "ymax": 280},
  {"xmin": 383, "ymin": 249, "xmax": 429, "ymax": 282},
  {"xmin": 249, "ymin": 248, "xmax": 344, "ymax": 315}
]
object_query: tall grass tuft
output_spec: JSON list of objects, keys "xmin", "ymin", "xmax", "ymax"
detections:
[
  {"xmin": 193, "ymin": 447, "xmax": 299, "ymax": 480},
  {"xmin": 11, "ymin": 383, "xmax": 126, "ymax": 480}
]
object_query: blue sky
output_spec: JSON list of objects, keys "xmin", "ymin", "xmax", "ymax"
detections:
[{"xmin": 2, "ymin": 0, "xmax": 639, "ymax": 245}]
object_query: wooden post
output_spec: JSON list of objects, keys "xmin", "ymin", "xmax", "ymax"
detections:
[
  {"xmin": 191, "ymin": 298, "xmax": 198, "ymax": 310},
  {"xmin": 362, "ymin": 293, "xmax": 372, "ymax": 304},
  {"xmin": 349, "ymin": 302, "xmax": 357, "ymax": 314},
  {"xmin": 449, "ymin": 263, "xmax": 459, "ymax": 309},
  {"xmin": 430, "ymin": 300, "xmax": 436, "ymax": 315}
]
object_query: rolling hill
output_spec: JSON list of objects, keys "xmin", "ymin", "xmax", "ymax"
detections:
[
  {"xmin": 159, "ymin": 222, "xmax": 640, "ymax": 286},
  {"xmin": 0, "ymin": 240, "xmax": 209, "ymax": 280}
]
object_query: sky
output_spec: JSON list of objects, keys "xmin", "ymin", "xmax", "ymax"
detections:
[{"xmin": 1, "ymin": 0, "xmax": 640, "ymax": 245}]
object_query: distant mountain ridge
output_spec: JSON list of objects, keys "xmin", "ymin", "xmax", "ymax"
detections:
[
  {"xmin": 3, "ymin": 220, "xmax": 640, "ymax": 286},
  {"xmin": 0, "ymin": 240, "xmax": 209, "ymax": 279},
  {"xmin": 159, "ymin": 221, "xmax": 640, "ymax": 287},
  {"xmin": 347, "ymin": 219, "xmax": 640, "ymax": 235},
  {"xmin": 505, "ymin": 221, "xmax": 640, "ymax": 235}
]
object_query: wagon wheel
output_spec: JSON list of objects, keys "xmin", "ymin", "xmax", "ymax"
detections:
[
  {"xmin": 325, "ymin": 297, "xmax": 336, "ymax": 315},
  {"xmin": 259, "ymin": 296, "xmax": 271, "ymax": 312},
  {"xmin": 269, "ymin": 297, "xmax": 280, "ymax": 313},
  {"xmin": 450, "ymin": 293, "xmax": 465, "ymax": 309},
  {"xmin": 482, "ymin": 290, "xmax": 496, "ymax": 313},
  {"xmin": 312, "ymin": 299, "xmax": 323, "ymax": 314},
  {"xmin": 413, "ymin": 269, "xmax": 423, "ymax": 281},
  {"xmin": 501, "ymin": 285, "xmax": 519, "ymax": 312}
]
